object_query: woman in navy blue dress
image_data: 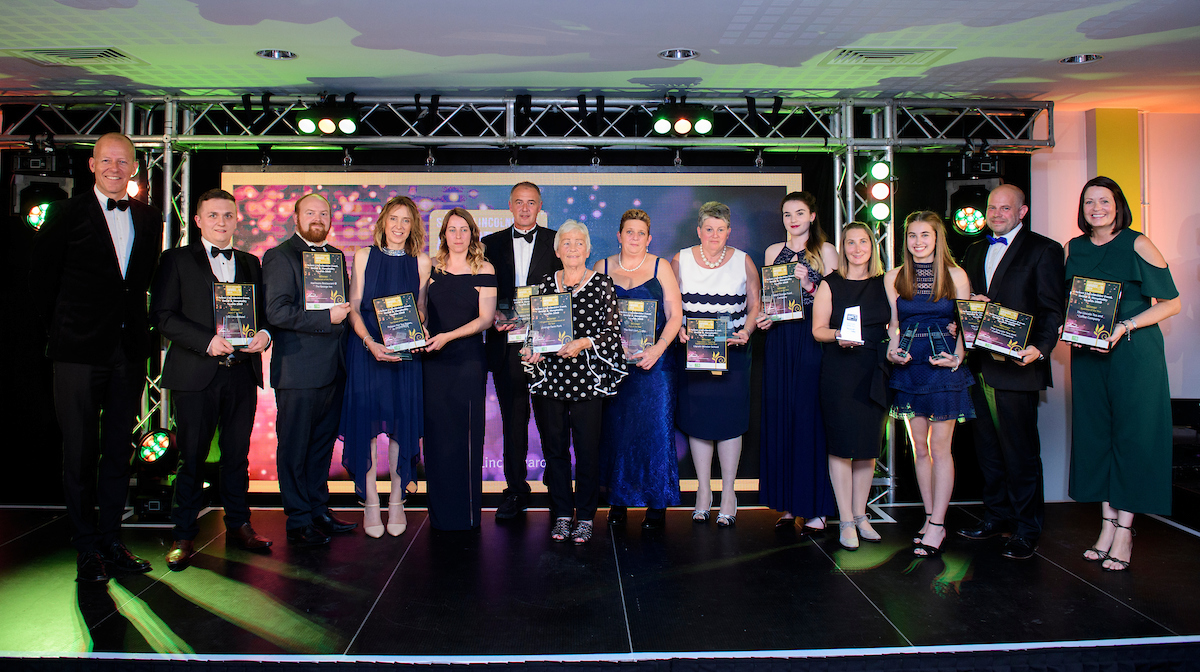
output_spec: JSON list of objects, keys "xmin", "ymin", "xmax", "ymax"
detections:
[
  {"xmin": 885, "ymin": 211, "xmax": 974, "ymax": 557},
  {"xmin": 594, "ymin": 209, "xmax": 684, "ymax": 529},
  {"xmin": 754, "ymin": 191, "xmax": 839, "ymax": 532},
  {"xmin": 340, "ymin": 196, "xmax": 431, "ymax": 538}
]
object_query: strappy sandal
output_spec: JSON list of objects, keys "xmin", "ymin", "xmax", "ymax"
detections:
[
  {"xmin": 571, "ymin": 520, "xmax": 593, "ymax": 544},
  {"xmin": 716, "ymin": 495, "xmax": 737, "ymax": 527},
  {"xmin": 913, "ymin": 521, "xmax": 946, "ymax": 557},
  {"xmin": 693, "ymin": 492, "xmax": 712, "ymax": 523},
  {"xmin": 913, "ymin": 511, "xmax": 932, "ymax": 545},
  {"xmin": 854, "ymin": 514, "xmax": 882, "ymax": 542},
  {"xmin": 550, "ymin": 517, "xmax": 572, "ymax": 543},
  {"xmin": 1083, "ymin": 517, "xmax": 1118, "ymax": 562},
  {"xmin": 838, "ymin": 520, "xmax": 859, "ymax": 550},
  {"xmin": 1102, "ymin": 521, "xmax": 1135, "ymax": 572}
]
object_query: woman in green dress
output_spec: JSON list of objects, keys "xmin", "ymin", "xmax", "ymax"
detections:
[{"xmin": 1066, "ymin": 176, "xmax": 1180, "ymax": 573}]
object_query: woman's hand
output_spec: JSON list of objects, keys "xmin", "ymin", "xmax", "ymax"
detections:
[
  {"xmin": 835, "ymin": 331, "xmax": 860, "ymax": 349},
  {"xmin": 728, "ymin": 328, "xmax": 751, "ymax": 347},
  {"xmin": 423, "ymin": 332, "xmax": 454, "ymax": 353},
  {"xmin": 366, "ymin": 338, "xmax": 403, "ymax": 362},
  {"xmin": 755, "ymin": 312, "xmax": 774, "ymax": 331},
  {"xmin": 520, "ymin": 346, "xmax": 543, "ymax": 364},
  {"xmin": 887, "ymin": 347, "xmax": 912, "ymax": 365},
  {"xmin": 928, "ymin": 352, "xmax": 960, "ymax": 369},
  {"xmin": 1095, "ymin": 322, "xmax": 1127, "ymax": 352},
  {"xmin": 632, "ymin": 342, "xmax": 665, "ymax": 370},
  {"xmin": 556, "ymin": 337, "xmax": 592, "ymax": 359},
  {"xmin": 678, "ymin": 325, "xmax": 689, "ymax": 343}
]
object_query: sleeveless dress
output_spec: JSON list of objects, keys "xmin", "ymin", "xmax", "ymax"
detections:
[
  {"xmin": 758, "ymin": 248, "xmax": 833, "ymax": 518},
  {"xmin": 820, "ymin": 273, "xmax": 891, "ymax": 459},
  {"xmin": 599, "ymin": 258, "xmax": 681, "ymax": 509},
  {"xmin": 339, "ymin": 247, "xmax": 424, "ymax": 500},
  {"xmin": 423, "ymin": 268, "xmax": 497, "ymax": 530},
  {"xmin": 889, "ymin": 262, "xmax": 975, "ymax": 422},
  {"xmin": 1066, "ymin": 228, "xmax": 1178, "ymax": 515},
  {"xmin": 676, "ymin": 247, "xmax": 751, "ymax": 441}
]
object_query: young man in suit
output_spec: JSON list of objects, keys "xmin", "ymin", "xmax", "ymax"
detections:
[
  {"xmin": 958, "ymin": 184, "xmax": 1065, "ymax": 560},
  {"xmin": 482, "ymin": 182, "xmax": 562, "ymax": 519},
  {"xmin": 262, "ymin": 193, "xmax": 356, "ymax": 546},
  {"xmin": 31, "ymin": 132, "xmax": 163, "ymax": 582},
  {"xmin": 150, "ymin": 189, "xmax": 274, "ymax": 570}
]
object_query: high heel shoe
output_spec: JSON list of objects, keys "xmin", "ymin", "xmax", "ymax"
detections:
[
  {"xmin": 838, "ymin": 520, "xmax": 859, "ymax": 550},
  {"xmin": 1083, "ymin": 517, "xmax": 1118, "ymax": 562},
  {"xmin": 913, "ymin": 521, "xmax": 946, "ymax": 557},
  {"xmin": 913, "ymin": 511, "xmax": 932, "ymax": 545},
  {"xmin": 854, "ymin": 514, "xmax": 881, "ymax": 542},
  {"xmin": 1102, "ymin": 521, "xmax": 1135, "ymax": 572},
  {"xmin": 693, "ymin": 492, "xmax": 713, "ymax": 523},
  {"xmin": 716, "ymin": 495, "xmax": 737, "ymax": 527},
  {"xmin": 801, "ymin": 516, "xmax": 826, "ymax": 536},
  {"xmin": 386, "ymin": 499, "xmax": 407, "ymax": 536},
  {"xmin": 363, "ymin": 503, "xmax": 384, "ymax": 539}
]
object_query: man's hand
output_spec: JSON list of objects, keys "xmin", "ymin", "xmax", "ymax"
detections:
[
  {"xmin": 1015, "ymin": 345, "xmax": 1042, "ymax": 366},
  {"xmin": 243, "ymin": 331, "xmax": 271, "ymax": 353},
  {"xmin": 207, "ymin": 335, "xmax": 234, "ymax": 357},
  {"xmin": 330, "ymin": 303, "xmax": 352, "ymax": 324}
]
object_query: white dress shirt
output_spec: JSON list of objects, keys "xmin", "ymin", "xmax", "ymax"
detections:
[
  {"xmin": 94, "ymin": 185, "xmax": 134, "ymax": 279},
  {"xmin": 203, "ymin": 238, "xmax": 237, "ymax": 283},
  {"xmin": 513, "ymin": 226, "xmax": 536, "ymax": 286},
  {"xmin": 985, "ymin": 223, "xmax": 1022, "ymax": 290}
]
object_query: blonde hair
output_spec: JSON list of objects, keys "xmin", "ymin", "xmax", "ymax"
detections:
[
  {"xmin": 619, "ymin": 209, "xmax": 651, "ymax": 233},
  {"xmin": 373, "ymin": 196, "xmax": 424, "ymax": 256},
  {"xmin": 434, "ymin": 208, "xmax": 487, "ymax": 274},
  {"xmin": 837, "ymin": 222, "xmax": 883, "ymax": 279},
  {"xmin": 897, "ymin": 211, "xmax": 958, "ymax": 302}
]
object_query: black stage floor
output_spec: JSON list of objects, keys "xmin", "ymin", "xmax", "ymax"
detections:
[{"xmin": 1, "ymin": 501, "xmax": 1198, "ymax": 664}]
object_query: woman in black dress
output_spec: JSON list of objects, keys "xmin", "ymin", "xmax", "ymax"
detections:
[
  {"xmin": 422, "ymin": 209, "xmax": 497, "ymax": 530},
  {"xmin": 811, "ymin": 223, "xmax": 890, "ymax": 550}
]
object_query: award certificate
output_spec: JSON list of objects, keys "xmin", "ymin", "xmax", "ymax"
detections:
[
  {"xmin": 372, "ymin": 293, "xmax": 426, "ymax": 351},
  {"xmin": 618, "ymin": 298, "xmax": 658, "ymax": 355},
  {"xmin": 213, "ymin": 282, "xmax": 257, "ymax": 347},
  {"xmin": 530, "ymin": 293, "xmax": 573, "ymax": 353},
  {"xmin": 686, "ymin": 317, "xmax": 728, "ymax": 371},
  {"xmin": 761, "ymin": 263, "xmax": 804, "ymax": 321},
  {"xmin": 1062, "ymin": 277, "xmax": 1122, "ymax": 350},
  {"xmin": 507, "ymin": 285, "xmax": 541, "ymax": 344},
  {"xmin": 974, "ymin": 302, "xmax": 1034, "ymax": 358},
  {"xmin": 302, "ymin": 250, "xmax": 346, "ymax": 310},
  {"xmin": 955, "ymin": 299, "xmax": 987, "ymax": 349}
]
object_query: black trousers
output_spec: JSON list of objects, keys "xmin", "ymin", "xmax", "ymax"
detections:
[
  {"xmin": 275, "ymin": 374, "xmax": 345, "ymax": 530},
  {"xmin": 970, "ymin": 376, "xmax": 1045, "ymax": 540},
  {"xmin": 169, "ymin": 363, "xmax": 257, "ymax": 540},
  {"xmin": 53, "ymin": 355, "xmax": 144, "ymax": 553},
  {"xmin": 532, "ymin": 395, "xmax": 603, "ymax": 521},
  {"xmin": 492, "ymin": 343, "xmax": 533, "ymax": 496}
]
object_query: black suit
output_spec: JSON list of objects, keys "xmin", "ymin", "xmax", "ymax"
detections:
[
  {"xmin": 262, "ymin": 234, "xmax": 348, "ymax": 530},
  {"xmin": 150, "ymin": 240, "xmax": 266, "ymax": 540},
  {"xmin": 30, "ymin": 191, "xmax": 162, "ymax": 552},
  {"xmin": 961, "ymin": 226, "xmax": 1065, "ymax": 540},
  {"xmin": 481, "ymin": 226, "xmax": 561, "ymax": 495}
]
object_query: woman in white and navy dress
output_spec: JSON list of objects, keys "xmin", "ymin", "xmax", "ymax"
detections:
[{"xmin": 672, "ymin": 201, "xmax": 762, "ymax": 527}]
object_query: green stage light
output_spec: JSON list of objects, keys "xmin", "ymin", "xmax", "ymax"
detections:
[
  {"xmin": 297, "ymin": 117, "xmax": 317, "ymax": 134},
  {"xmin": 694, "ymin": 117, "xmax": 713, "ymax": 135},
  {"xmin": 26, "ymin": 203, "xmax": 51, "ymax": 229},
  {"xmin": 870, "ymin": 202, "xmax": 891, "ymax": 221},
  {"xmin": 650, "ymin": 103, "xmax": 714, "ymax": 137},
  {"xmin": 869, "ymin": 161, "xmax": 891, "ymax": 181},
  {"xmin": 296, "ymin": 98, "xmax": 360, "ymax": 136},
  {"xmin": 17, "ymin": 178, "xmax": 70, "ymax": 231},
  {"xmin": 338, "ymin": 117, "xmax": 357, "ymax": 134},
  {"xmin": 865, "ymin": 160, "xmax": 893, "ymax": 222},
  {"xmin": 954, "ymin": 206, "xmax": 987, "ymax": 234},
  {"xmin": 653, "ymin": 117, "xmax": 671, "ymax": 134},
  {"xmin": 138, "ymin": 430, "xmax": 173, "ymax": 464}
]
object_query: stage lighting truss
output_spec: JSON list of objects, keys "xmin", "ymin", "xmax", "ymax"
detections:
[
  {"xmin": 651, "ymin": 103, "xmax": 715, "ymax": 137},
  {"xmin": 296, "ymin": 97, "xmax": 360, "ymax": 136}
]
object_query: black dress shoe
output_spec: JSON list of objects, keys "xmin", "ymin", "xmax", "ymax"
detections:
[
  {"xmin": 641, "ymin": 508, "xmax": 666, "ymax": 530},
  {"xmin": 957, "ymin": 519, "xmax": 1012, "ymax": 540},
  {"xmin": 286, "ymin": 525, "xmax": 331, "ymax": 547},
  {"xmin": 104, "ymin": 541, "xmax": 152, "ymax": 574},
  {"xmin": 229, "ymin": 523, "xmax": 273, "ymax": 551},
  {"xmin": 1001, "ymin": 536, "xmax": 1037, "ymax": 560},
  {"xmin": 76, "ymin": 551, "xmax": 109, "ymax": 583},
  {"xmin": 313, "ymin": 512, "xmax": 357, "ymax": 534},
  {"xmin": 165, "ymin": 540, "xmax": 194, "ymax": 571},
  {"xmin": 495, "ymin": 493, "xmax": 527, "ymax": 520},
  {"xmin": 608, "ymin": 506, "xmax": 628, "ymax": 526}
]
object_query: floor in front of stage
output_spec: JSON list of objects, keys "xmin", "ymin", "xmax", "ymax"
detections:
[{"xmin": 1, "ymin": 501, "xmax": 1198, "ymax": 661}]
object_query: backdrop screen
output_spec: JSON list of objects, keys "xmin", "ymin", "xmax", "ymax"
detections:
[{"xmin": 220, "ymin": 170, "xmax": 803, "ymax": 488}]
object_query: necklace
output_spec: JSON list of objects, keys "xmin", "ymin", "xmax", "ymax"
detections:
[
  {"xmin": 617, "ymin": 252, "xmax": 647, "ymax": 273},
  {"xmin": 698, "ymin": 245, "xmax": 727, "ymax": 268},
  {"xmin": 560, "ymin": 270, "xmax": 587, "ymax": 294},
  {"xmin": 381, "ymin": 246, "xmax": 407, "ymax": 257}
]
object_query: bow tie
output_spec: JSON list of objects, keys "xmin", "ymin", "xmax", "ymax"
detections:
[
  {"xmin": 986, "ymin": 235, "xmax": 1008, "ymax": 246},
  {"xmin": 210, "ymin": 247, "xmax": 233, "ymax": 259},
  {"xmin": 106, "ymin": 198, "xmax": 130, "ymax": 212},
  {"xmin": 309, "ymin": 244, "xmax": 330, "ymax": 252},
  {"xmin": 513, "ymin": 228, "xmax": 536, "ymax": 244}
]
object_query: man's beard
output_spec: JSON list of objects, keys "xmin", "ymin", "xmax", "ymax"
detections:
[{"xmin": 297, "ymin": 223, "xmax": 328, "ymax": 244}]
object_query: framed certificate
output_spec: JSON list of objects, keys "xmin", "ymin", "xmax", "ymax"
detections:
[
  {"xmin": 761, "ymin": 262, "xmax": 804, "ymax": 321},
  {"xmin": 1062, "ymin": 277, "xmax": 1122, "ymax": 350},
  {"xmin": 955, "ymin": 299, "xmax": 987, "ymax": 349},
  {"xmin": 618, "ymin": 298, "xmax": 658, "ymax": 354},
  {"xmin": 530, "ymin": 293, "xmax": 573, "ymax": 354},
  {"xmin": 372, "ymin": 293, "xmax": 426, "ymax": 351},
  {"xmin": 302, "ymin": 250, "xmax": 346, "ymax": 310},
  {"xmin": 506, "ymin": 284, "xmax": 541, "ymax": 344},
  {"xmin": 213, "ymin": 282, "xmax": 257, "ymax": 347},
  {"xmin": 685, "ymin": 317, "xmax": 728, "ymax": 371},
  {"xmin": 974, "ymin": 302, "xmax": 1034, "ymax": 358}
]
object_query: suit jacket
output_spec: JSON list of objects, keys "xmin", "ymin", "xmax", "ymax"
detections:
[
  {"xmin": 262, "ymin": 234, "xmax": 348, "ymax": 390},
  {"xmin": 961, "ymin": 226, "xmax": 1065, "ymax": 392},
  {"xmin": 30, "ymin": 191, "xmax": 162, "ymax": 364},
  {"xmin": 149, "ymin": 240, "xmax": 266, "ymax": 391},
  {"xmin": 481, "ymin": 225, "xmax": 562, "ymax": 371}
]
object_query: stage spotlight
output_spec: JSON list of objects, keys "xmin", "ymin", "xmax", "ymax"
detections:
[
  {"xmin": 137, "ymin": 429, "xmax": 175, "ymax": 468},
  {"xmin": 865, "ymin": 160, "xmax": 892, "ymax": 222},
  {"xmin": 15, "ymin": 178, "xmax": 70, "ymax": 230},
  {"xmin": 297, "ymin": 117, "xmax": 317, "ymax": 134},
  {"xmin": 650, "ymin": 103, "xmax": 715, "ymax": 137},
  {"xmin": 296, "ymin": 95, "xmax": 360, "ymax": 136},
  {"xmin": 948, "ymin": 182, "xmax": 992, "ymax": 236},
  {"xmin": 953, "ymin": 206, "xmax": 987, "ymax": 235}
]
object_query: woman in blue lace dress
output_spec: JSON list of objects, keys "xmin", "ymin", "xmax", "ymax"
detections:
[
  {"xmin": 754, "ymin": 191, "xmax": 839, "ymax": 533},
  {"xmin": 594, "ymin": 209, "xmax": 684, "ymax": 529},
  {"xmin": 885, "ymin": 211, "xmax": 974, "ymax": 557}
]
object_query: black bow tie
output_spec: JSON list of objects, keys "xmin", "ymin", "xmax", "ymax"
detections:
[
  {"xmin": 210, "ymin": 247, "xmax": 233, "ymax": 259},
  {"xmin": 513, "ymin": 228, "xmax": 536, "ymax": 244},
  {"xmin": 106, "ymin": 198, "xmax": 130, "ymax": 212}
]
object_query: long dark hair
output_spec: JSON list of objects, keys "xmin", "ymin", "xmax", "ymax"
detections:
[
  {"xmin": 780, "ymin": 191, "xmax": 828, "ymax": 275},
  {"xmin": 1076, "ymin": 176, "xmax": 1134, "ymax": 236}
]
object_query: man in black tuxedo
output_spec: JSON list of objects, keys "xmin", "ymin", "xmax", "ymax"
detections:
[
  {"xmin": 31, "ymin": 132, "xmax": 162, "ymax": 582},
  {"xmin": 482, "ymin": 182, "xmax": 562, "ymax": 518},
  {"xmin": 958, "ymin": 184, "xmax": 1065, "ymax": 560},
  {"xmin": 150, "ymin": 189, "xmax": 274, "ymax": 570},
  {"xmin": 262, "ymin": 193, "xmax": 356, "ymax": 546}
]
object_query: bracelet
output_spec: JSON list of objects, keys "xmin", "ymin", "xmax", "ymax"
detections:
[
  {"xmin": 1121, "ymin": 319, "xmax": 1137, "ymax": 341},
  {"xmin": 363, "ymin": 337, "xmax": 374, "ymax": 350}
]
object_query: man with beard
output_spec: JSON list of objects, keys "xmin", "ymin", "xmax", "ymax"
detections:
[{"xmin": 263, "ymin": 193, "xmax": 357, "ymax": 545}]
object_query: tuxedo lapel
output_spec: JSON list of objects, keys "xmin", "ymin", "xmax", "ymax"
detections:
[
  {"xmin": 87, "ymin": 197, "xmax": 125, "ymax": 281},
  {"xmin": 988, "ymin": 228, "xmax": 1027, "ymax": 294},
  {"xmin": 529, "ymin": 226, "xmax": 554, "ymax": 279},
  {"xmin": 189, "ymin": 240, "xmax": 218, "ymax": 282}
]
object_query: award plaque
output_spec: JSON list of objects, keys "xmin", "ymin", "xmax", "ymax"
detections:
[
  {"xmin": 372, "ymin": 293, "xmax": 426, "ymax": 351},
  {"xmin": 838, "ymin": 305, "xmax": 863, "ymax": 345},
  {"xmin": 685, "ymin": 317, "xmax": 728, "ymax": 371},
  {"xmin": 955, "ymin": 299, "xmax": 987, "ymax": 349},
  {"xmin": 974, "ymin": 302, "xmax": 1034, "ymax": 358},
  {"xmin": 507, "ymin": 284, "xmax": 541, "ymax": 344},
  {"xmin": 302, "ymin": 250, "xmax": 346, "ymax": 310},
  {"xmin": 895, "ymin": 324, "xmax": 918, "ymax": 357},
  {"xmin": 1062, "ymin": 277, "xmax": 1122, "ymax": 350},
  {"xmin": 761, "ymin": 263, "xmax": 804, "ymax": 321},
  {"xmin": 213, "ymin": 282, "xmax": 257, "ymax": 347},
  {"xmin": 928, "ymin": 327, "xmax": 953, "ymax": 359},
  {"xmin": 618, "ymin": 298, "xmax": 658, "ymax": 355},
  {"xmin": 530, "ymin": 293, "xmax": 573, "ymax": 353}
]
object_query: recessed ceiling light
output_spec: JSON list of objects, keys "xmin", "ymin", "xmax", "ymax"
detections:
[
  {"xmin": 256, "ymin": 49, "xmax": 298, "ymax": 60},
  {"xmin": 658, "ymin": 48, "xmax": 699, "ymax": 61},
  {"xmin": 1059, "ymin": 53, "xmax": 1102, "ymax": 64}
]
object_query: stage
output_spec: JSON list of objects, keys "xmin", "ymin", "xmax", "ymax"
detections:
[{"xmin": 1, "ymin": 501, "xmax": 1198, "ymax": 670}]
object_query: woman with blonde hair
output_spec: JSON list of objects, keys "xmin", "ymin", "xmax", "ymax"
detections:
[
  {"xmin": 340, "ymin": 196, "xmax": 431, "ymax": 537},
  {"xmin": 884, "ymin": 211, "xmax": 974, "ymax": 557}
]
